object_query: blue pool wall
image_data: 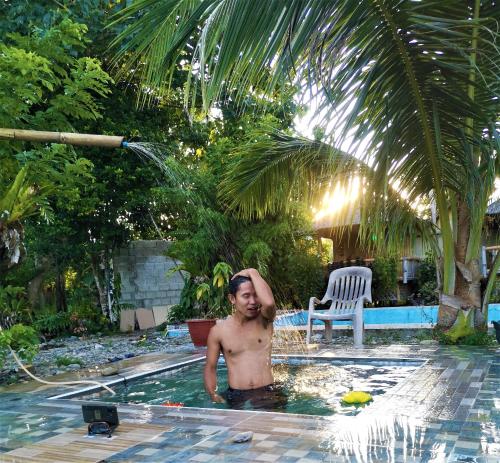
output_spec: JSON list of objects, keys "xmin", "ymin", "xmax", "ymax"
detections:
[
  {"xmin": 274, "ymin": 303, "xmax": 500, "ymax": 329},
  {"xmin": 165, "ymin": 304, "xmax": 500, "ymax": 335}
]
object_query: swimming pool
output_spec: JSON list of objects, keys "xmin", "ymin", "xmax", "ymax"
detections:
[
  {"xmin": 75, "ymin": 356, "xmax": 423, "ymax": 416},
  {"xmin": 275, "ymin": 304, "xmax": 500, "ymax": 329}
]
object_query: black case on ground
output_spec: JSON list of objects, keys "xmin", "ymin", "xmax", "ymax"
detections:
[{"xmin": 82, "ymin": 404, "xmax": 119, "ymax": 426}]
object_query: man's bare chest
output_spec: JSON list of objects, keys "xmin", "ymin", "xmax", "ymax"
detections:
[{"xmin": 220, "ymin": 324, "xmax": 272, "ymax": 357}]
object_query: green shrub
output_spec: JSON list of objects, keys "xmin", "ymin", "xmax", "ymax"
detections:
[
  {"xmin": 167, "ymin": 280, "xmax": 200, "ymax": 323},
  {"xmin": 458, "ymin": 332, "xmax": 496, "ymax": 346},
  {"xmin": 242, "ymin": 241, "xmax": 272, "ymax": 277},
  {"xmin": 33, "ymin": 311, "xmax": 71, "ymax": 337},
  {"xmin": 34, "ymin": 304, "xmax": 109, "ymax": 338},
  {"xmin": 168, "ymin": 262, "xmax": 234, "ymax": 322},
  {"xmin": 69, "ymin": 304, "xmax": 109, "ymax": 336},
  {"xmin": 416, "ymin": 281, "xmax": 439, "ymax": 305},
  {"xmin": 0, "ymin": 285, "xmax": 32, "ymax": 327},
  {"xmin": 432, "ymin": 325, "xmax": 495, "ymax": 346},
  {"xmin": 55, "ymin": 356, "xmax": 84, "ymax": 367},
  {"xmin": 286, "ymin": 249, "xmax": 324, "ymax": 308},
  {"xmin": 193, "ymin": 262, "xmax": 233, "ymax": 319},
  {"xmin": 0, "ymin": 324, "xmax": 39, "ymax": 368},
  {"xmin": 414, "ymin": 254, "xmax": 438, "ymax": 304},
  {"xmin": 371, "ymin": 257, "xmax": 398, "ymax": 306}
]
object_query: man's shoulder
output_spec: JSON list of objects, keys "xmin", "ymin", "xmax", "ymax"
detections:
[{"xmin": 212, "ymin": 317, "xmax": 232, "ymax": 334}]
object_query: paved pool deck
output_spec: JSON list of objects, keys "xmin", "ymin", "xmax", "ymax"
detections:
[{"xmin": 0, "ymin": 342, "xmax": 498, "ymax": 462}]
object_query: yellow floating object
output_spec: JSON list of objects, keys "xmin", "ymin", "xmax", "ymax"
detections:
[{"xmin": 341, "ymin": 391, "xmax": 373, "ymax": 404}]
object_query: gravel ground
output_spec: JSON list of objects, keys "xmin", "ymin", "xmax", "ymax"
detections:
[{"xmin": 1, "ymin": 329, "xmax": 194, "ymax": 384}]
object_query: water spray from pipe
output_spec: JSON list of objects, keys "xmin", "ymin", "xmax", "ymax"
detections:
[{"xmin": 0, "ymin": 128, "xmax": 174, "ymax": 181}]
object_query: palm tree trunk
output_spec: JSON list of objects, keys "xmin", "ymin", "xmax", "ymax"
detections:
[
  {"xmin": 438, "ymin": 1, "xmax": 484, "ymax": 330},
  {"xmin": 438, "ymin": 199, "xmax": 482, "ymax": 328}
]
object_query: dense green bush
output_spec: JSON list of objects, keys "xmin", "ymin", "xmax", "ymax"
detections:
[
  {"xmin": 414, "ymin": 254, "xmax": 439, "ymax": 304},
  {"xmin": 416, "ymin": 281, "xmax": 439, "ymax": 305},
  {"xmin": 164, "ymin": 121, "xmax": 326, "ymax": 316},
  {"xmin": 167, "ymin": 280, "xmax": 199, "ymax": 323},
  {"xmin": 55, "ymin": 355, "xmax": 84, "ymax": 367},
  {"xmin": 193, "ymin": 262, "xmax": 233, "ymax": 319},
  {"xmin": 69, "ymin": 304, "xmax": 110, "ymax": 336},
  {"xmin": 371, "ymin": 257, "xmax": 398, "ymax": 306},
  {"xmin": 0, "ymin": 324, "xmax": 39, "ymax": 368},
  {"xmin": 432, "ymin": 325, "xmax": 496, "ymax": 346},
  {"xmin": 0, "ymin": 285, "xmax": 32, "ymax": 327},
  {"xmin": 33, "ymin": 304, "xmax": 109, "ymax": 338},
  {"xmin": 33, "ymin": 311, "xmax": 71, "ymax": 337},
  {"xmin": 282, "ymin": 240, "xmax": 325, "ymax": 308},
  {"xmin": 167, "ymin": 215, "xmax": 325, "ymax": 319}
]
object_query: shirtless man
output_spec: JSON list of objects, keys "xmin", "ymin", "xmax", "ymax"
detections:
[{"xmin": 204, "ymin": 268, "xmax": 285, "ymax": 410}]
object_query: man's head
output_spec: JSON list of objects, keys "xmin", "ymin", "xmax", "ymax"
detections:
[{"xmin": 228, "ymin": 275, "xmax": 260, "ymax": 319}]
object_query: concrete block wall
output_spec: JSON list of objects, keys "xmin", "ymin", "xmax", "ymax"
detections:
[{"xmin": 113, "ymin": 240, "xmax": 185, "ymax": 308}]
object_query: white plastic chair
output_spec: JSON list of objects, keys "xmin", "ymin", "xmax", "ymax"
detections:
[{"xmin": 306, "ymin": 266, "xmax": 372, "ymax": 348}]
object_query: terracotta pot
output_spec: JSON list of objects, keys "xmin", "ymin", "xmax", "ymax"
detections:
[{"xmin": 186, "ymin": 319, "xmax": 216, "ymax": 347}]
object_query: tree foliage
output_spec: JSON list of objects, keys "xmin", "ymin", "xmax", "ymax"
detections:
[
  {"xmin": 166, "ymin": 112, "xmax": 326, "ymax": 319},
  {"xmin": 1, "ymin": 3, "xmax": 324, "ymax": 336},
  {"xmin": 112, "ymin": 1, "xmax": 499, "ymax": 330}
]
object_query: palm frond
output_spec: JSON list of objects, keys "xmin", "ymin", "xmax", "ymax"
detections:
[
  {"xmin": 0, "ymin": 167, "xmax": 44, "ymax": 225},
  {"xmin": 219, "ymin": 128, "xmax": 360, "ymax": 218},
  {"xmin": 220, "ymin": 128, "xmax": 437, "ymax": 256},
  {"xmin": 113, "ymin": 0, "xmax": 500, "ymax": 294}
]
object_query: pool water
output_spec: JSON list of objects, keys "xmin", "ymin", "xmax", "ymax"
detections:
[{"xmin": 81, "ymin": 358, "xmax": 422, "ymax": 416}]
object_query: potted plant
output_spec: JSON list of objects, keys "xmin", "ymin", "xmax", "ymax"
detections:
[{"xmin": 186, "ymin": 262, "xmax": 233, "ymax": 347}]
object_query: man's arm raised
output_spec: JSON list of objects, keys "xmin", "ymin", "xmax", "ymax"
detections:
[{"xmin": 203, "ymin": 325, "xmax": 225, "ymax": 403}]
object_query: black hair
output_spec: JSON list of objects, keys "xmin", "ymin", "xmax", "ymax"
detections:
[{"xmin": 228, "ymin": 275, "xmax": 252, "ymax": 295}]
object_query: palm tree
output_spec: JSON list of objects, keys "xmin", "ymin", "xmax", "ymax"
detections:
[
  {"xmin": 112, "ymin": 1, "xmax": 500, "ymax": 329},
  {"xmin": 0, "ymin": 167, "xmax": 50, "ymax": 275}
]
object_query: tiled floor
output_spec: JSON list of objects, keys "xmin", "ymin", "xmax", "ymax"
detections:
[{"xmin": 0, "ymin": 343, "xmax": 498, "ymax": 462}]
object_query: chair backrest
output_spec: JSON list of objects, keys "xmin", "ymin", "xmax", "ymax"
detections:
[{"xmin": 321, "ymin": 266, "xmax": 372, "ymax": 314}]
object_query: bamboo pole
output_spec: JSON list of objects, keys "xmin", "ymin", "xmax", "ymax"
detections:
[{"xmin": 0, "ymin": 128, "xmax": 125, "ymax": 148}]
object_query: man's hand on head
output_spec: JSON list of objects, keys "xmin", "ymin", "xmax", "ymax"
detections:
[{"xmin": 232, "ymin": 268, "xmax": 257, "ymax": 280}]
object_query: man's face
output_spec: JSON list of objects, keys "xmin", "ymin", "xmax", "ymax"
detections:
[{"xmin": 229, "ymin": 281, "xmax": 260, "ymax": 319}]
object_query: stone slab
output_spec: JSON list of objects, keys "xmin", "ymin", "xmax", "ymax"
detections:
[
  {"xmin": 152, "ymin": 306, "xmax": 171, "ymax": 326},
  {"xmin": 120, "ymin": 309, "xmax": 136, "ymax": 332},
  {"xmin": 136, "ymin": 308, "xmax": 156, "ymax": 330}
]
